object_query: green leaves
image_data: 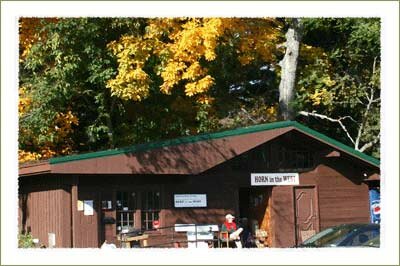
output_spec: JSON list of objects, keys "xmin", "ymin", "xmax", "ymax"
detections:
[{"xmin": 296, "ymin": 18, "xmax": 380, "ymax": 156}]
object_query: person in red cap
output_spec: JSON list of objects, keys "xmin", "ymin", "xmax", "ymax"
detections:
[{"xmin": 221, "ymin": 214, "xmax": 243, "ymax": 248}]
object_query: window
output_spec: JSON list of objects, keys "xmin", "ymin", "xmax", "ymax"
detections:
[
  {"xmin": 116, "ymin": 191, "xmax": 136, "ymax": 233},
  {"xmin": 141, "ymin": 191, "xmax": 160, "ymax": 230}
]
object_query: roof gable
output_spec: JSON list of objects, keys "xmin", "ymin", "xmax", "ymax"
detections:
[{"xmin": 20, "ymin": 121, "xmax": 379, "ymax": 176}]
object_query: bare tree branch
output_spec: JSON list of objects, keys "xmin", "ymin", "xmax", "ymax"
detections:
[
  {"xmin": 372, "ymin": 97, "xmax": 380, "ymax": 103},
  {"xmin": 359, "ymin": 134, "xmax": 380, "ymax": 152},
  {"xmin": 298, "ymin": 111, "xmax": 357, "ymax": 146},
  {"xmin": 355, "ymin": 85, "xmax": 378, "ymax": 149},
  {"xmin": 372, "ymin": 56, "xmax": 377, "ymax": 75},
  {"xmin": 240, "ymin": 108, "xmax": 257, "ymax": 123}
]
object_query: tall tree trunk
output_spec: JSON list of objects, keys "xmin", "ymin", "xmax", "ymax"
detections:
[{"xmin": 278, "ymin": 18, "xmax": 302, "ymax": 120}]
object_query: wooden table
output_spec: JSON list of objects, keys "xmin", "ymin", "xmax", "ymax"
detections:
[{"xmin": 118, "ymin": 234, "xmax": 149, "ymax": 248}]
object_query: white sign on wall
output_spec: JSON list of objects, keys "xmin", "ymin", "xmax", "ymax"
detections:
[
  {"xmin": 174, "ymin": 194, "xmax": 207, "ymax": 208},
  {"xmin": 83, "ymin": 200, "xmax": 94, "ymax": 215},
  {"xmin": 251, "ymin": 173, "xmax": 299, "ymax": 186}
]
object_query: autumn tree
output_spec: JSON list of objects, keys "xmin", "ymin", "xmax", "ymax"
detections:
[
  {"xmin": 106, "ymin": 18, "xmax": 283, "ymax": 132},
  {"xmin": 19, "ymin": 18, "xmax": 146, "ymax": 162},
  {"xmin": 19, "ymin": 17, "xmax": 380, "ymax": 163}
]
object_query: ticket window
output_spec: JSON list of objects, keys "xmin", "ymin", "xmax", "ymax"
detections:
[{"xmin": 116, "ymin": 191, "xmax": 136, "ymax": 233}]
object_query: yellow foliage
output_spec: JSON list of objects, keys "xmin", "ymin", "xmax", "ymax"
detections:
[
  {"xmin": 196, "ymin": 95, "xmax": 215, "ymax": 105},
  {"xmin": 299, "ymin": 43, "xmax": 336, "ymax": 108},
  {"xmin": 185, "ymin": 75, "xmax": 215, "ymax": 96},
  {"xmin": 262, "ymin": 104, "xmax": 278, "ymax": 122},
  {"xmin": 19, "ymin": 87, "xmax": 31, "ymax": 117},
  {"xmin": 300, "ymin": 44, "xmax": 327, "ymax": 62},
  {"xmin": 107, "ymin": 18, "xmax": 281, "ymax": 101},
  {"xmin": 309, "ymin": 88, "xmax": 333, "ymax": 106},
  {"xmin": 322, "ymin": 76, "xmax": 336, "ymax": 87},
  {"xmin": 18, "ymin": 149, "xmax": 42, "ymax": 164},
  {"xmin": 19, "ymin": 110, "xmax": 79, "ymax": 163}
]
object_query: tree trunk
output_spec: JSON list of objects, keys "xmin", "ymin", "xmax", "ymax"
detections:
[{"xmin": 278, "ymin": 19, "xmax": 302, "ymax": 120}]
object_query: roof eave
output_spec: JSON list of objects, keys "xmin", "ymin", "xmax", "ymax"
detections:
[
  {"xmin": 292, "ymin": 122, "xmax": 380, "ymax": 168},
  {"xmin": 19, "ymin": 161, "xmax": 51, "ymax": 176}
]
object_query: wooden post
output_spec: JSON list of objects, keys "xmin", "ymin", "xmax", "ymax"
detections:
[{"xmin": 71, "ymin": 176, "xmax": 79, "ymax": 248}]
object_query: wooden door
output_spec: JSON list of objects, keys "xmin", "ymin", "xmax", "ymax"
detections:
[
  {"xmin": 76, "ymin": 189, "xmax": 100, "ymax": 248},
  {"xmin": 294, "ymin": 186, "xmax": 319, "ymax": 245}
]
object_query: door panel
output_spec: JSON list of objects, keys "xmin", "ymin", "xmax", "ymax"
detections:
[{"xmin": 294, "ymin": 187, "xmax": 319, "ymax": 245}]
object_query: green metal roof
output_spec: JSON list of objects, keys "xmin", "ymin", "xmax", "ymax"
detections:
[{"xmin": 49, "ymin": 120, "xmax": 380, "ymax": 167}]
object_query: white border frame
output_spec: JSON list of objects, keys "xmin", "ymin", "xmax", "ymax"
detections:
[{"xmin": 2, "ymin": 1, "xmax": 399, "ymax": 265}]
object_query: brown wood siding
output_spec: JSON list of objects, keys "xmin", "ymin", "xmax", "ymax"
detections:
[
  {"xmin": 317, "ymin": 165, "xmax": 370, "ymax": 229},
  {"xmin": 270, "ymin": 186, "xmax": 296, "ymax": 247},
  {"xmin": 19, "ymin": 178, "xmax": 71, "ymax": 247},
  {"xmin": 74, "ymin": 188, "xmax": 100, "ymax": 248},
  {"xmin": 161, "ymin": 174, "xmax": 238, "ymax": 227}
]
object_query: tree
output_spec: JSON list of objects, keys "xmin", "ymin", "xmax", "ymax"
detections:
[
  {"xmin": 295, "ymin": 18, "xmax": 381, "ymax": 157},
  {"xmin": 106, "ymin": 18, "xmax": 283, "ymax": 134},
  {"xmin": 19, "ymin": 18, "xmax": 144, "ymax": 161},
  {"xmin": 19, "ymin": 17, "xmax": 380, "ymax": 163},
  {"xmin": 277, "ymin": 18, "xmax": 302, "ymax": 120},
  {"xmin": 107, "ymin": 18, "xmax": 281, "ymax": 101}
]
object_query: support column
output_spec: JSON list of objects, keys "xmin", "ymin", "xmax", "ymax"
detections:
[{"xmin": 71, "ymin": 176, "xmax": 79, "ymax": 248}]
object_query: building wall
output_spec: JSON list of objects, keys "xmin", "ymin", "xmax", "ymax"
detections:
[
  {"xmin": 18, "ymin": 131, "xmax": 378, "ymax": 248},
  {"xmin": 18, "ymin": 175, "xmax": 72, "ymax": 248},
  {"xmin": 270, "ymin": 157, "xmax": 372, "ymax": 247},
  {"xmin": 316, "ymin": 161, "xmax": 371, "ymax": 229}
]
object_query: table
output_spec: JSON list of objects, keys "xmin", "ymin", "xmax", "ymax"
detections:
[{"xmin": 118, "ymin": 234, "xmax": 149, "ymax": 248}]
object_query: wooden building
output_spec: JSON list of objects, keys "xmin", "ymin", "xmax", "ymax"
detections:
[{"xmin": 18, "ymin": 121, "xmax": 380, "ymax": 248}]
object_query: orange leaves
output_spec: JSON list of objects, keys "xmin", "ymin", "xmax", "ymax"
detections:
[
  {"xmin": 19, "ymin": 111, "xmax": 79, "ymax": 163},
  {"xmin": 19, "ymin": 18, "xmax": 58, "ymax": 60},
  {"xmin": 54, "ymin": 111, "xmax": 79, "ymax": 138},
  {"xmin": 196, "ymin": 95, "xmax": 215, "ymax": 105}
]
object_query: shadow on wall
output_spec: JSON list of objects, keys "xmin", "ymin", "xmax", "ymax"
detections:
[
  {"xmin": 319, "ymin": 156, "xmax": 376, "ymax": 185},
  {"xmin": 124, "ymin": 138, "xmax": 239, "ymax": 175},
  {"xmin": 19, "ymin": 193, "xmax": 29, "ymax": 234}
]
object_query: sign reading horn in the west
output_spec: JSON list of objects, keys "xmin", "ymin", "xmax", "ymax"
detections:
[{"xmin": 251, "ymin": 173, "xmax": 299, "ymax": 186}]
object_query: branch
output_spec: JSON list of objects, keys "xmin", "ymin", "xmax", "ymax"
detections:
[
  {"xmin": 298, "ymin": 111, "xmax": 357, "ymax": 146},
  {"xmin": 240, "ymin": 108, "xmax": 257, "ymax": 123},
  {"xmin": 359, "ymin": 134, "xmax": 380, "ymax": 152},
  {"xmin": 372, "ymin": 97, "xmax": 380, "ymax": 103},
  {"xmin": 372, "ymin": 56, "xmax": 377, "ymax": 76}
]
